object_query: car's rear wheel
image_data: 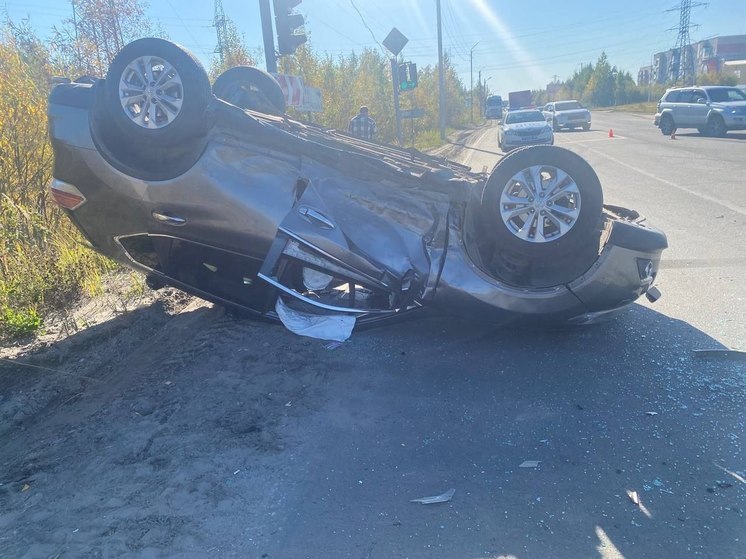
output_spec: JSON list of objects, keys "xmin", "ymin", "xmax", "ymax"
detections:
[
  {"xmin": 213, "ymin": 66, "xmax": 286, "ymax": 116},
  {"xmin": 93, "ymin": 38, "xmax": 213, "ymax": 179},
  {"xmin": 705, "ymin": 114, "xmax": 726, "ymax": 137},
  {"xmin": 479, "ymin": 146, "xmax": 604, "ymax": 287},
  {"xmin": 582, "ymin": 123, "xmax": 590, "ymax": 131},
  {"xmin": 659, "ymin": 114, "xmax": 675, "ymax": 135},
  {"xmin": 552, "ymin": 118, "xmax": 560, "ymax": 131},
  {"xmin": 104, "ymin": 38, "xmax": 212, "ymax": 147}
]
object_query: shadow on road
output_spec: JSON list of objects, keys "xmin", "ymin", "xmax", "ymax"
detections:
[{"xmin": 0, "ymin": 301, "xmax": 743, "ymax": 558}]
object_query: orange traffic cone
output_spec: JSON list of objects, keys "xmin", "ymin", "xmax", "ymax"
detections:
[{"xmin": 608, "ymin": 129, "xmax": 614, "ymax": 138}]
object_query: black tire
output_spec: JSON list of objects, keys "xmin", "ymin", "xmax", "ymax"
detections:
[
  {"xmin": 104, "ymin": 38, "xmax": 212, "ymax": 148},
  {"xmin": 213, "ymin": 66, "xmax": 286, "ymax": 116},
  {"xmin": 479, "ymin": 146, "xmax": 604, "ymax": 287},
  {"xmin": 582, "ymin": 123, "xmax": 590, "ymax": 131},
  {"xmin": 705, "ymin": 114, "xmax": 726, "ymax": 137},
  {"xmin": 552, "ymin": 118, "xmax": 560, "ymax": 132},
  {"xmin": 697, "ymin": 126, "xmax": 707, "ymax": 135},
  {"xmin": 659, "ymin": 113, "xmax": 675, "ymax": 135}
]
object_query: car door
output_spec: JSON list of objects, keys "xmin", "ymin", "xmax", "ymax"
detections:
[
  {"xmin": 689, "ymin": 89, "xmax": 709, "ymax": 127},
  {"xmin": 672, "ymin": 89, "xmax": 694, "ymax": 126}
]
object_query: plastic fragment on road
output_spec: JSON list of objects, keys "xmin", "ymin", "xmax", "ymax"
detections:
[
  {"xmin": 519, "ymin": 461, "xmax": 540, "ymax": 468},
  {"xmin": 410, "ymin": 488, "xmax": 455, "ymax": 505},
  {"xmin": 275, "ymin": 297, "xmax": 355, "ymax": 341},
  {"xmin": 692, "ymin": 348, "xmax": 746, "ymax": 361},
  {"xmin": 323, "ymin": 341, "xmax": 345, "ymax": 350},
  {"xmin": 645, "ymin": 411, "xmax": 658, "ymax": 416},
  {"xmin": 627, "ymin": 490, "xmax": 639, "ymax": 505}
]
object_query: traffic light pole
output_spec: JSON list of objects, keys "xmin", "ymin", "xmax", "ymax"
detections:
[
  {"xmin": 391, "ymin": 57, "xmax": 402, "ymax": 145},
  {"xmin": 259, "ymin": 0, "xmax": 277, "ymax": 73}
]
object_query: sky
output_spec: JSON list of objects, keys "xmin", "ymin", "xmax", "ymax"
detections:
[{"xmin": 4, "ymin": 0, "xmax": 746, "ymax": 95}]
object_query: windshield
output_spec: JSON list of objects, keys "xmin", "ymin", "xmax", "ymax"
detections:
[
  {"xmin": 708, "ymin": 88, "xmax": 746, "ymax": 102},
  {"xmin": 505, "ymin": 110, "xmax": 545, "ymax": 124},
  {"xmin": 555, "ymin": 101, "xmax": 583, "ymax": 111}
]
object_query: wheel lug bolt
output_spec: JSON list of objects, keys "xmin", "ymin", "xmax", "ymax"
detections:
[{"xmin": 529, "ymin": 197, "xmax": 534, "ymax": 202}]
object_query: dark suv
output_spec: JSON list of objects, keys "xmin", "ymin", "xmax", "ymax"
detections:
[{"xmin": 654, "ymin": 86, "xmax": 746, "ymax": 136}]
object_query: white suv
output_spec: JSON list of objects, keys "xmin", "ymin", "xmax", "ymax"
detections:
[
  {"xmin": 542, "ymin": 100, "xmax": 591, "ymax": 131},
  {"xmin": 654, "ymin": 86, "xmax": 746, "ymax": 136}
]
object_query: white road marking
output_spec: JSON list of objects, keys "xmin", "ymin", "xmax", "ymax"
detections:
[
  {"xmin": 558, "ymin": 136, "xmax": 627, "ymax": 145},
  {"xmin": 586, "ymin": 147, "xmax": 746, "ymax": 217}
]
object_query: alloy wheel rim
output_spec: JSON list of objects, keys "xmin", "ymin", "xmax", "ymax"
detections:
[
  {"xmin": 499, "ymin": 164, "xmax": 581, "ymax": 243},
  {"xmin": 119, "ymin": 56, "xmax": 184, "ymax": 129}
]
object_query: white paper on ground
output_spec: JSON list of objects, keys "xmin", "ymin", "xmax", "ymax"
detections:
[{"xmin": 275, "ymin": 297, "xmax": 356, "ymax": 341}]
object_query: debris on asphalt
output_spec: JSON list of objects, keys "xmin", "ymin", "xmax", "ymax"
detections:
[
  {"xmin": 275, "ymin": 297, "xmax": 355, "ymax": 341},
  {"xmin": 692, "ymin": 348, "xmax": 746, "ymax": 361},
  {"xmin": 645, "ymin": 411, "xmax": 658, "ymax": 416},
  {"xmin": 627, "ymin": 490, "xmax": 640, "ymax": 505},
  {"xmin": 519, "ymin": 461, "xmax": 541, "ymax": 468},
  {"xmin": 323, "ymin": 341, "xmax": 345, "ymax": 350},
  {"xmin": 410, "ymin": 488, "xmax": 455, "ymax": 504},
  {"xmin": 21, "ymin": 484, "xmax": 30, "ymax": 492}
]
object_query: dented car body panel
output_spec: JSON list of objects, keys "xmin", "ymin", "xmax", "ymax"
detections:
[{"xmin": 48, "ymin": 80, "xmax": 667, "ymax": 328}]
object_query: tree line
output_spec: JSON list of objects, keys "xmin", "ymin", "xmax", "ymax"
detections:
[{"xmin": 533, "ymin": 52, "xmax": 738, "ymax": 108}]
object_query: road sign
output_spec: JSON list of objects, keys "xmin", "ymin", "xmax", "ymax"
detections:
[
  {"xmin": 272, "ymin": 73, "xmax": 304, "ymax": 106},
  {"xmin": 297, "ymin": 85, "xmax": 323, "ymax": 113},
  {"xmin": 383, "ymin": 28, "xmax": 408, "ymax": 56},
  {"xmin": 400, "ymin": 108, "xmax": 425, "ymax": 119}
]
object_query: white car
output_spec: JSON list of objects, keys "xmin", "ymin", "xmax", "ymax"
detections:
[
  {"xmin": 543, "ymin": 100, "xmax": 591, "ymax": 131},
  {"xmin": 498, "ymin": 109, "xmax": 554, "ymax": 151}
]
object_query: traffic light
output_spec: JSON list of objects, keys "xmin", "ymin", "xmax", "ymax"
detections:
[
  {"xmin": 398, "ymin": 62, "xmax": 418, "ymax": 92},
  {"xmin": 273, "ymin": 0, "xmax": 307, "ymax": 55}
]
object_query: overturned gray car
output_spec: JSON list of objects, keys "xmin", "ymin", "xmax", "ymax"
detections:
[{"xmin": 48, "ymin": 39, "xmax": 667, "ymax": 329}]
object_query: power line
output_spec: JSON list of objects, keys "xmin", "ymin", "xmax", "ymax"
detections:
[{"xmin": 348, "ymin": 0, "xmax": 385, "ymax": 54}]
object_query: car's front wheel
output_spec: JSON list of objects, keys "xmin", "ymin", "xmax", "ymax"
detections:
[
  {"xmin": 479, "ymin": 146, "xmax": 603, "ymax": 287},
  {"xmin": 213, "ymin": 66, "xmax": 286, "ymax": 115},
  {"xmin": 659, "ymin": 114, "xmax": 675, "ymax": 135}
]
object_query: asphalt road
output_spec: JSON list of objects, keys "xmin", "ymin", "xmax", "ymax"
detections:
[{"xmin": 1, "ymin": 113, "xmax": 744, "ymax": 559}]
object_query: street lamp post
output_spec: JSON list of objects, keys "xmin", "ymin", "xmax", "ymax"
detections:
[{"xmin": 470, "ymin": 41, "xmax": 479, "ymax": 123}]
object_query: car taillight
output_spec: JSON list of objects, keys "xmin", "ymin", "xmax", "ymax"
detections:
[{"xmin": 49, "ymin": 178, "xmax": 86, "ymax": 210}]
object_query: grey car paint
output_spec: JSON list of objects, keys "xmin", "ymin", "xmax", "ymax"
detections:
[{"xmin": 48, "ymin": 81, "xmax": 667, "ymax": 327}]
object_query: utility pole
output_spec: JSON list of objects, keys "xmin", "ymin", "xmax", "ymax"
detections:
[
  {"xmin": 213, "ymin": 0, "xmax": 228, "ymax": 65},
  {"xmin": 71, "ymin": 0, "xmax": 82, "ymax": 70},
  {"xmin": 436, "ymin": 0, "xmax": 446, "ymax": 140},
  {"xmin": 667, "ymin": 0, "xmax": 707, "ymax": 84},
  {"xmin": 477, "ymin": 70, "xmax": 481, "ymax": 118},
  {"xmin": 470, "ymin": 41, "xmax": 479, "ymax": 123},
  {"xmin": 391, "ymin": 57, "xmax": 402, "ymax": 145},
  {"xmin": 258, "ymin": 0, "xmax": 277, "ymax": 73}
]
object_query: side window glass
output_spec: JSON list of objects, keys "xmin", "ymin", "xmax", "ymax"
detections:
[
  {"xmin": 677, "ymin": 90, "xmax": 693, "ymax": 103},
  {"xmin": 692, "ymin": 90, "xmax": 706, "ymax": 103},
  {"xmin": 666, "ymin": 90, "xmax": 680, "ymax": 103}
]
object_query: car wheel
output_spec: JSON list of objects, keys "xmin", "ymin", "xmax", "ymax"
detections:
[
  {"xmin": 552, "ymin": 118, "xmax": 560, "ymax": 132},
  {"xmin": 479, "ymin": 146, "xmax": 604, "ymax": 287},
  {"xmin": 582, "ymin": 123, "xmax": 590, "ymax": 131},
  {"xmin": 91, "ymin": 39, "xmax": 212, "ymax": 180},
  {"xmin": 705, "ymin": 114, "xmax": 726, "ymax": 137},
  {"xmin": 697, "ymin": 126, "xmax": 707, "ymax": 135},
  {"xmin": 213, "ymin": 66, "xmax": 286, "ymax": 116},
  {"xmin": 104, "ymin": 38, "xmax": 212, "ymax": 148},
  {"xmin": 659, "ymin": 114, "xmax": 675, "ymax": 135}
]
